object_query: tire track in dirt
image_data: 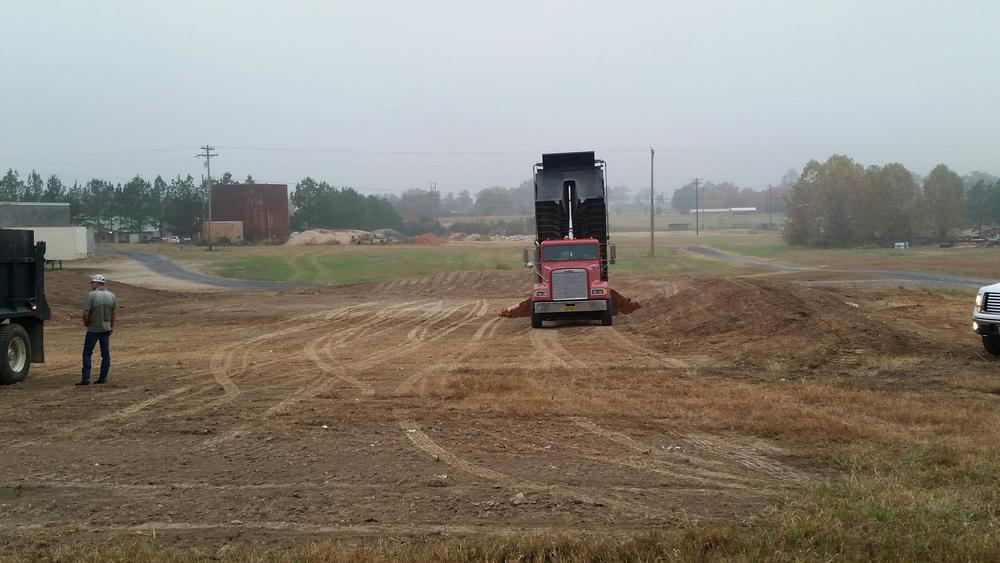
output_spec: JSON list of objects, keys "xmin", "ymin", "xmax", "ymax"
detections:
[
  {"xmin": 397, "ymin": 416, "xmax": 675, "ymax": 521},
  {"xmin": 567, "ymin": 417, "xmax": 801, "ymax": 489},
  {"xmin": 195, "ymin": 300, "xmax": 464, "ymax": 451},
  {"xmin": 606, "ymin": 327, "xmax": 691, "ymax": 369},
  {"xmin": 6, "ymin": 520, "xmax": 654, "ymax": 537},
  {"xmin": 391, "ymin": 314, "xmax": 680, "ymax": 521},
  {"xmin": 526, "ymin": 328, "xmax": 803, "ymax": 493}
]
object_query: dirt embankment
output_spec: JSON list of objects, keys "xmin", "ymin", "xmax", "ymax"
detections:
[{"xmin": 622, "ymin": 277, "xmax": 928, "ymax": 369}]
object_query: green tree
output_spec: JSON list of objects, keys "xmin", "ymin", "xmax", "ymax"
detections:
[
  {"xmin": 119, "ymin": 175, "xmax": 151, "ymax": 232},
  {"xmin": 165, "ymin": 175, "xmax": 203, "ymax": 237},
  {"xmin": 42, "ymin": 175, "xmax": 65, "ymax": 202},
  {"xmin": 923, "ymin": 164, "xmax": 966, "ymax": 241},
  {"xmin": 784, "ymin": 155, "xmax": 868, "ymax": 246},
  {"xmin": 0, "ymin": 169, "xmax": 23, "ymax": 201},
  {"xmin": 149, "ymin": 175, "xmax": 168, "ymax": 237},
  {"xmin": 21, "ymin": 170, "xmax": 44, "ymax": 201},
  {"xmin": 290, "ymin": 177, "xmax": 329, "ymax": 230}
]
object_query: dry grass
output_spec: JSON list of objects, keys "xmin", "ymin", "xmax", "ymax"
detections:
[{"xmin": 861, "ymin": 354, "xmax": 922, "ymax": 372}]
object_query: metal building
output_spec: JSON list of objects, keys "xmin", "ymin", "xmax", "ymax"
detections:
[
  {"xmin": 0, "ymin": 202, "xmax": 72, "ymax": 228},
  {"xmin": 209, "ymin": 184, "xmax": 289, "ymax": 243}
]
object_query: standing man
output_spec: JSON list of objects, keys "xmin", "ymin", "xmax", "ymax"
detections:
[{"xmin": 78, "ymin": 274, "xmax": 117, "ymax": 386}]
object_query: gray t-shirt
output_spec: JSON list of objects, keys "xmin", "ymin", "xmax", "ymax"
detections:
[{"xmin": 83, "ymin": 288, "xmax": 117, "ymax": 333}]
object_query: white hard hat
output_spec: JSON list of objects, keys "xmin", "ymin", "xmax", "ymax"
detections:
[{"xmin": 91, "ymin": 274, "xmax": 107, "ymax": 284}]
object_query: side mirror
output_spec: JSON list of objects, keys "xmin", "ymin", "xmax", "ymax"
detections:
[
  {"xmin": 523, "ymin": 247, "xmax": 530, "ymax": 266},
  {"xmin": 608, "ymin": 242, "xmax": 617, "ymax": 265},
  {"xmin": 525, "ymin": 261, "xmax": 534, "ymax": 268}
]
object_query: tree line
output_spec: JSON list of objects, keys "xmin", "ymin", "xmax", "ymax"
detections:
[{"xmin": 783, "ymin": 155, "xmax": 971, "ymax": 246}]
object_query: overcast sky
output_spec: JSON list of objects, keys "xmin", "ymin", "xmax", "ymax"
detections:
[{"xmin": 2, "ymin": 1, "xmax": 998, "ymax": 196}]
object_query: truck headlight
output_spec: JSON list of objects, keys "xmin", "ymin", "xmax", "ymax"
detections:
[
  {"xmin": 535, "ymin": 290, "xmax": 549, "ymax": 297},
  {"xmin": 977, "ymin": 294, "xmax": 984, "ymax": 310},
  {"xmin": 590, "ymin": 288, "xmax": 606, "ymax": 295}
]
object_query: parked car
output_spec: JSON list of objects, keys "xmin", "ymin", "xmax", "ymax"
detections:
[{"xmin": 165, "ymin": 235, "xmax": 180, "ymax": 243}]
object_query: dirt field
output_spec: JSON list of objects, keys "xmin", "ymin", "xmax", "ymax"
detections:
[{"xmin": 3, "ymin": 264, "xmax": 1000, "ymax": 559}]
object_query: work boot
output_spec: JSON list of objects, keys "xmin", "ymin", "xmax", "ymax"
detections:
[
  {"xmin": 95, "ymin": 379, "xmax": 107, "ymax": 384},
  {"xmin": 75, "ymin": 381, "xmax": 90, "ymax": 386}
]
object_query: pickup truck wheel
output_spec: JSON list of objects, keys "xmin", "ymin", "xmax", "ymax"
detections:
[
  {"xmin": 531, "ymin": 312, "xmax": 543, "ymax": 329},
  {"xmin": 982, "ymin": 334, "xmax": 1000, "ymax": 356},
  {"xmin": 0, "ymin": 324, "xmax": 31, "ymax": 385}
]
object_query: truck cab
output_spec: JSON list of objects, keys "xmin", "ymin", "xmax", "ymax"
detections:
[{"xmin": 527, "ymin": 238, "xmax": 612, "ymax": 328}]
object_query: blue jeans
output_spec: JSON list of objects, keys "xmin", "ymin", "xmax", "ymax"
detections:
[{"xmin": 82, "ymin": 331, "xmax": 111, "ymax": 382}]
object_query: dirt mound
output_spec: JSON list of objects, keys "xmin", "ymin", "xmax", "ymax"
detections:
[
  {"xmin": 611, "ymin": 290, "xmax": 641, "ymax": 314},
  {"xmin": 499, "ymin": 291, "xmax": 641, "ymax": 318},
  {"xmin": 499, "ymin": 298, "xmax": 531, "ymax": 318},
  {"xmin": 413, "ymin": 233, "xmax": 444, "ymax": 245},
  {"xmin": 624, "ymin": 277, "xmax": 921, "ymax": 369},
  {"xmin": 43, "ymin": 270, "xmax": 184, "ymax": 327},
  {"xmin": 285, "ymin": 229, "xmax": 367, "ymax": 246}
]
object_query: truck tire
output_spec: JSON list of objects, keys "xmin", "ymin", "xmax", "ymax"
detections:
[
  {"xmin": 601, "ymin": 300, "xmax": 613, "ymax": 326},
  {"xmin": 531, "ymin": 312, "xmax": 543, "ymax": 329},
  {"xmin": 0, "ymin": 323, "xmax": 31, "ymax": 385},
  {"xmin": 983, "ymin": 334, "xmax": 1000, "ymax": 356}
]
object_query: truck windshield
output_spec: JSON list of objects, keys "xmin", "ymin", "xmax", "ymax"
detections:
[{"xmin": 542, "ymin": 244, "xmax": 598, "ymax": 261}]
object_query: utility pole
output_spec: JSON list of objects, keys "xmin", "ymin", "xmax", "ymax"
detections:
[
  {"xmin": 768, "ymin": 184, "xmax": 774, "ymax": 230},
  {"xmin": 196, "ymin": 145, "xmax": 219, "ymax": 250},
  {"xmin": 693, "ymin": 177, "xmax": 703, "ymax": 236},
  {"xmin": 430, "ymin": 181, "xmax": 438, "ymax": 221},
  {"xmin": 649, "ymin": 147, "xmax": 655, "ymax": 256}
]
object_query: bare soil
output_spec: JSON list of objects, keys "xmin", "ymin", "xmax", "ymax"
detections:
[{"xmin": 2, "ymin": 267, "xmax": 995, "ymax": 552}]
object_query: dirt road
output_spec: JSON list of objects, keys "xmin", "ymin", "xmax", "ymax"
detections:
[{"xmin": 1, "ymin": 265, "xmax": 990, "ymax": 551}]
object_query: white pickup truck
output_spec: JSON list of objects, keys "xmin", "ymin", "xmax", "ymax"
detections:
[{"xmin": 973, "ymin": 283, "xmax": 1000, "ymax": 355}]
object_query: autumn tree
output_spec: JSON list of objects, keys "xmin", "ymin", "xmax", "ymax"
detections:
[{"xmin": 923, "ymin": 164, "xmax": 965, "ymax": 241}]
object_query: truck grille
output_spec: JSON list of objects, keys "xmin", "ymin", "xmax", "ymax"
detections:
[
  {"xmin": 552, "ymin": 269, "xmax": 587, "ymax": 301},
  {"xmin": 985, "ymin": 293, "xmax": 1000, "ymax": 314}
]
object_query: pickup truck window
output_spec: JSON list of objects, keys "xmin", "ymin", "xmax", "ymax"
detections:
[{"xmin": 542, "ymin": 244, "xmax": 598, "ymax": 261}]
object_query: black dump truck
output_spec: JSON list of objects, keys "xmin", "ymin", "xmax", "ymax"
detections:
[{"xmin": 1, "ymin": 229, "xmax": 50, "ymax": 384}]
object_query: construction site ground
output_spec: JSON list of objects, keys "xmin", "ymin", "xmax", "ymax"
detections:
[{"xmin": 3, "ymin": 250, "xmax": 1000, "ymax": 559}]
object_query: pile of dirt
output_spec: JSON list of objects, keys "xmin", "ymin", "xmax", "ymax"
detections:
[
  {"xmin": 624, "ymin": 277, "xmax": 923, "ymax": 369},
  {"xmin": 611, "ymin": 290, "xmax": 641, "ymax": 314},
  {"xmin": 285, "ymin": 229, "xmax": 368, "ymax": 246},
  {"xmin": 498, "ymin": 292, "xmax": 641, "ymax": 318},
  {"xmin": 413, "ymin": 233, "xmax": 444, "ymax": 245},
  {"xmin": 499, "ymin": 298, "xmax": 531, "ymax": 318}
]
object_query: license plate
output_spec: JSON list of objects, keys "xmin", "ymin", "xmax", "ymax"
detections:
[{"xmin": 563, "ymin": 304, "xmax": 576, "ymax": 311}]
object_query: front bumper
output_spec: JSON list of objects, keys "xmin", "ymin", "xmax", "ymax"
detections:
[
  {"xmin": 533, "ymin": 299, "xmax": 608, "ymax": 314},
  {"xmin": 973, "ymin": 312, "xmax": 1000, "ymax": 335}
]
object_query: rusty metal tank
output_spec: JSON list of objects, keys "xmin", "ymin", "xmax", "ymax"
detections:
[{"xmin": 209, "ymin": 184, "xmax": 288, "ymax": 243}]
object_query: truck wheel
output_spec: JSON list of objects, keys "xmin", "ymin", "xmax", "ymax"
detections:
[
  {"xmin": 601, "ymin": 300, "xmax": 613, "ymax": 326},
  {"xmin": 0, "ymin": 324, "xmax": 31, "ymax": 385},
  {"xmin": 531, "ymin": 312, "xmax": 543, "ymax": 329},
  {"xmin": 983, "ymin": 334, "xmax": 1000, "ymax": 356}
]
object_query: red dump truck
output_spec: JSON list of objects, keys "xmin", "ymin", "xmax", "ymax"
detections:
[{"xmin": 524, "ymin": 151, "xmax": 616, "ymax": 328}]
